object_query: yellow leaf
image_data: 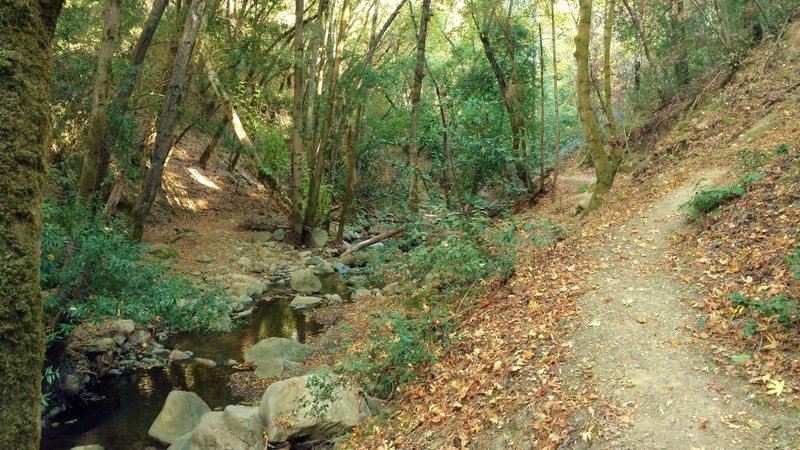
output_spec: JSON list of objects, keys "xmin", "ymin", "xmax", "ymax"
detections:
[{"xmin": 767, "ymin": 379, "xmax": 785, "ymax": 397}]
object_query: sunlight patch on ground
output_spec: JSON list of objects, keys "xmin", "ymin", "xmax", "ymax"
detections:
[{"xmin": 188, "ymin": 167, "xmax": 220, "ymax": 190}]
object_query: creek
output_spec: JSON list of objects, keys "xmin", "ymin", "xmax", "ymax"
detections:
[{"xmin": 41, "ymin": 274, "xmax": 349, "ymax": 450}]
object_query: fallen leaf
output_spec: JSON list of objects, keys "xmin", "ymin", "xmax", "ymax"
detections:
[
  {"xmin": 636, "ymin": 317, "xmax": 647, "ymax": 324},
  {"xmin": 767, "ymin": 379, "xmax": 785, "ymax": 397},
  {"xmin": 588, "ymin": 319, "xmax": 601, "ymax": 327},
  {"xmin": 699, "ymin": 417, "xmax": 709, "ymax": 429}
]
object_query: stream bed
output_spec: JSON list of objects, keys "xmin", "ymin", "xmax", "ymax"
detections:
[{"xmin": 41, "ymin": 274, "xmax": 349, "ymax": 450}]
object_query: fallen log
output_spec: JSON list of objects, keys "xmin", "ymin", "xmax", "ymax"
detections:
[{"xmin": 339, "ymin": 227, "xmax": 406, "ymax": 257}]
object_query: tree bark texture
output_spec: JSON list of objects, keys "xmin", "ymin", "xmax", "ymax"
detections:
[
  {"xmin": 575, "ymin": 0, "xmax": 617, "ymax": 210},
  {"xmin": 77, "ymin": 0, "xmax": 121, "ymax": 200},
  {"xmin": 0, "ymin": 1, "xmax": 63, "ymax": 448},
  {"xmin": 289, "ymin": 0, "xmax": 306, "ymax": 241},
  {"xmin": 130, "ymin": 0, "xmax": 206, "ymax": 240}
]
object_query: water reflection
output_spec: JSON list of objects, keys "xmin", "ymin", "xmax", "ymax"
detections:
[{"xmin": 41, "ymin": 275, "xmax": 343, "ymax": 450}]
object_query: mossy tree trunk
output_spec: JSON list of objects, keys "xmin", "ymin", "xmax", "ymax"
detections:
[
  {"xmin": 575, "ymin": 0, "xmax": 618, "ymax": 210},
  {"xmin": 602, "ymin": 0, "xmax": 618, "ymax": 137},
  {"xmin": 130, "ymin": 0, "xmax": 206, "ymax": 240},
  {"xmin": 76, "ymin": 0, "xmax": 121, "ymax": 201},
  {"xmin": 0, "ymin": 1, "xmax": 63, "ymax": 448}
]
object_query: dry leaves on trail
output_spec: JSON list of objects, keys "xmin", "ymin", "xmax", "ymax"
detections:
[{"xmin": 346, "ymin": 236, "xmax": 596, "ymax": 450}]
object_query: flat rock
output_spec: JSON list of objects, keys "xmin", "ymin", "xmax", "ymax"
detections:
[
  {"xmin": 169, "ymin": 350, "xmax": 191, "ymax": 361},
  {"xmin": 290, "ymin": 295, "xmax": 323, "ymax": 310},
  {"xmin": 147, "ymin": 243, "xmax": 178, "ymax": 260},
  {"xmin": 244, "ymin": 337, "xmax": 312, "ymax": 364}
]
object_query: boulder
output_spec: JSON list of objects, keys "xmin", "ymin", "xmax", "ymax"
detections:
[
  {"xmin": 250, "ymin": 261, "xmax": 270, "ymax": 273},
  {"xmin": 290, "ymin": 295, "xmax": 323, "ymax": 310},
  {"xmin": 382, "ymin": 281, "xmax": 403, "ymax": 296},
  {"xmin": 252, "ymin": 231, "xmax": 273, "ymax": 243},
  {"xmin": 272, "ymin": 229, "xmax": 286, "ymax": 241},
  {"xmin": 333, "ymin": 262, "xmax": 351, "ymax": 274},
  {"xmin": 323, "ymin": 294, "xmax": 343, "ymax": 303},
  {"xmin": 169, "ymin": 350, "xmax": 191, "ymax": 361},
  {"xmin": 229, "ymin": 295, "xmax": 253, "ymax": 312},
  {"xmin": 352, "ymin": 288, "xmax": 372, "ymax": 302},
  {"xmin": 253, "ymin": 358, "xmax": 299, "ymax": 379},
  {"xmin": 129, "ymin": 330, "xmax": 150, "ymax": 347},
  {"xmin": 259, "ymin": 373, "xmax": 370, "ymax": 442},
  {"xmin": 305, "ymin": 256, "xmax": 326, "ymax": 266},
  {"xmin": 113, "ymin": 319, "xmax": 135, "ymax": 334},
  {"xmin": 147, "ymin": 243, "xmax": 178, "ymax": 260},
  {"xmin": 148, "ymin": 391, "xmax": 211, "ymax": 444},
  {"xmin": 195, "ymin": 253, "xmax": 214, "ymax": 263},
  {"xmin": 168, "ymin": 405, "xmax": 263, "ymax": 450},
  {"xmin": 314, "ymin": 263, "xmax": 335, "ymax": 275},
  {"xmin": 244, "ymin": 337, "xmax": 312, "ymax": 363},
  {"xmin": 310, "ymin": 228, "xmax": 328, "ymax": 248},
  {"xmin": 290, "ymin": 269, "xmax": 322, "ymax": 293},
  {"xmin": 62, "ymin": 373, "xmax": 82, "ymax": 396}
]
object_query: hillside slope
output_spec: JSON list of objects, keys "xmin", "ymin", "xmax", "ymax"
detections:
[{"xmin": 348, "ymin": 20, "xmax": 800, "ymax": 450}]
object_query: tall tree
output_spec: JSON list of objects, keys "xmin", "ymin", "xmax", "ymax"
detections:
[
  {"xmin": 305, "ymin": 0, "xmax": 350, "ymax": 238},
  {"xmin": 0, "ymin": 1, "xmax": 63, "ymax": 448},
  {"xmin": 289, "ymin": 0, "xmax": 306, "ymax": 241},
  {"xmin": 76, "ymin": 0, "xmax": 122, "ymax": 201},
  {"xmin": 602, "ymin": 0, "xmax": 618, "ymax": 136},
  {"xmin": 473, "ymin": 8, "xmax": 531, "ymax": 192},
  {"xmin": 130, "ymin": 0, "xmax": 207, "ymax": 239},
  {"xmin": 550, "ymin": 0, "xmax": 561, "ymax": 201},
  {"xmin": 538, "ymin": 22, "xmax": 546, "ymax": 192},
  {"xmin": 407, "ymin": 0, "xmax": 433, "ymax": 211},
  {"xmin": 575, "ymin": 0, "xmax": 617, "ymax": 210},
  {"xmin": 101, "ymin": 0, "xmax": 169, "ymax": 198}
]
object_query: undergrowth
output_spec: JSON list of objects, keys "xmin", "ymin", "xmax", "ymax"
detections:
[{"xmin": 41, "ymin": 197, "xmax": 231, "ymax": 346}]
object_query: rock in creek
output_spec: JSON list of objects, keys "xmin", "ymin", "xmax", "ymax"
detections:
[
  {"xmin": 259, "ymin": 373, "xmax": 370, "ymax": 443},
  {"xmin": 310, "ymin": 228, "xmax": 328, "ymax": 248},
  {"xmin": 289, "ymin": 268, "xmax": 322, "ymax": 293},
  {"xmin": 244, "ymin": 337, "xmax": 312, "ymax": 379},
  {"xmin": 168, "ymin": 405, "xmax": 263, "ymax": 450},
  {"xmin": 70, "ymin": 446, "xmax": 104, "ymax": 450},
  {"xmin": 290, "ymin": 295, "xmax": 323, "ymax": 310},
  {"xmin": 148, "ymin": 391, "xmax": 211, "ymax": 444}
]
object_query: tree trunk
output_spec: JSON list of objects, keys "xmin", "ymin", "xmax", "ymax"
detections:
[
  {"xmin": 476, "ymin": 26, "xmax": 528, "ymax": 191},
  {"xmin": 575, "ymin": 0, "xmax": 617, "ymax": 210},
  {"xmin": 500, "ymin": 0, "xmax": 533, "ymax": 192},
  {"xmin": 198, "ymin": 116, "xmax": 226, "ymax": 169},
  {"xmin": 0, "ymin": 2, "xmax": 63, "ymax": 448},
  {"xmin": 406, "ymin": 0, "xmax": 432, "ymax": 212},
  {"xmin": 305, "ymin": 0, "xmax": 349, "ymax": 237},
  {"xmin": 550, "ymin": 0, "xmax": 561, "ymax": 202},
  {"xmin": 289, "ymin": 0, "xmax": 306, "ymax": 242},
  {"xmin": 102, "ymin": 0, "xmax": 168, "ymax": 195},
  {"xmin": 602, "ymin": 0, "xmax": 618, "ymax": 136},
  {"xmin": 538, "ymin": 22, "xmax": 546, "ymax": 193},
  {"xmin": 77, "ymin": 0, "xmax": 121, "ymax": 201},
  {"xmin": 130, "ymin": 0, "xmax": 206, "ymax": 240}
]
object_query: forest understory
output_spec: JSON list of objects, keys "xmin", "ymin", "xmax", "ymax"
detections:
[{"xmin": 3, "ymin": 0, "xmax": 800, "ymax": 449}]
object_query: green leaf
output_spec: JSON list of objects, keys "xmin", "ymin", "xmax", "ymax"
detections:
[{"xmin": 731, "ymin": 353, "xmax": 751, "ymax": 364}]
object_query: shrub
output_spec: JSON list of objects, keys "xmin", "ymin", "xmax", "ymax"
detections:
[
  {"xmin": 682, "ymin": 186, "xmax": 744, "ymax": 220},
  {"xmin": 41, "ymin": 200, "xmax": 231, "ymax": 345},
  {"xmin": 343, "ymin": 310, "xmax": 452, "ymax": 398},
  {"xmin": 729, "ymin": 293, "xmax": 799, "ymax": 328}
]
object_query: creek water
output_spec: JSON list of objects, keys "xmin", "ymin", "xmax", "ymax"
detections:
[{"xmin": 41, "ymin": 274, "xmax": 348, "ymax": 450}]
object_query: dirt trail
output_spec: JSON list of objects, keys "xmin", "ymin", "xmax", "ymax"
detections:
[{"xmin": 565, "ymin": 168, "xmax": 800, "ymax": 449}]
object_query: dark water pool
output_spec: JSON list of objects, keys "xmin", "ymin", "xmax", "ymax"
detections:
[{"xmin": 41, "ymin": 275, "xmax": 347, "ymax": 450}]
